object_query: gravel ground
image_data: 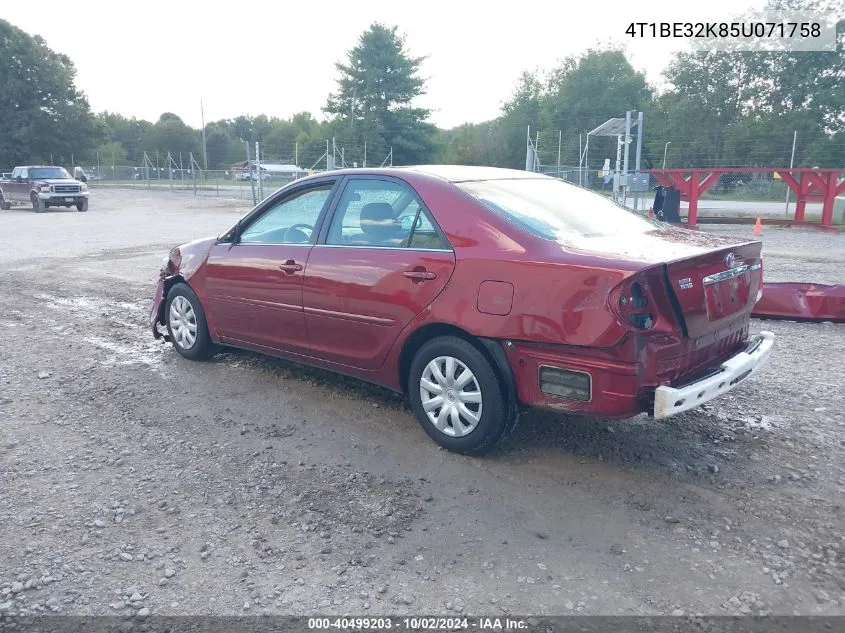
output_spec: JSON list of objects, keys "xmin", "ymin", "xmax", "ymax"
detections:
[{"xmin": 1, "ymin": 189, "xmax": 844, "ymax": 620}]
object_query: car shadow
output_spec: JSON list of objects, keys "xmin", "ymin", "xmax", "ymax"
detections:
[{"xmin": 208, "ymin": 347, "xmax": 772, "ymax": 480}]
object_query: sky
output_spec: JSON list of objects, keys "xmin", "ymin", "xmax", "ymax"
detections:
[{"xmin": 2, "ymin": 0, "xmax": 769, "ymax": 130}]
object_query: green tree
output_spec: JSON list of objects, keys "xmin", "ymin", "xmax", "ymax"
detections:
[
  {"xmin": 324, "ymin": 23, "xmax": 437, "ymax": 165},
  {"xmin": 97, "ymin": 141, "xmax": 127, "ymax": 165},
  {"xmin": 97, "ymin": 112, "xmax": 153, "ymax": 163},
  {"xmin": 496, "ymin": 71, "xmax": 545, "ymax": 168},
  {"xmin": 541, "ymin": 48, "xmax": 655, "ymax": 169},
  {"xmin": 0, "ymin": 19, "xmax": 99, "ymax": 166},
  {"xmin": 144, "ymin": 113, "xmax": 200, "ymax": 157}
]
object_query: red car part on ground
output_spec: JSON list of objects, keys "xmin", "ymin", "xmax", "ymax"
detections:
[
  {"xmin": 149, "ymin": 166, "xmax": 775, "ymax": 454},
  {"xmin": 753, "ymin": 283, "xmax": 845, "ymax": 323}
]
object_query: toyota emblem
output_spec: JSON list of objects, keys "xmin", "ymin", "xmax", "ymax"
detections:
[{"xmin": 725, "ymin": 252, "xmax": 737, "ymax": 268}]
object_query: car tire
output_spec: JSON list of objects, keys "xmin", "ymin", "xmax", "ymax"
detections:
[
  {"xmin": 76, "ymin": 199, "xmax": 89, "ymax": 212},
  {"xmin": 408, "ymin": 335, "xmax": 512, "ymax": 455},
  {"xmin": 0, "ymin": 195, "xmax": 9, "ymax": 210},
  {"xmin": 31, "ymin": 194, "xmax": 46, "ymax": 213},
  {"xmin": 164, "ymin": 282, "xmax": 216, "ymax": 361}
]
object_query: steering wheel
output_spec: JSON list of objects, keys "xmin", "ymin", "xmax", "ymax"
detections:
[{"xmin": 282, "ymin": 223, "xmax": 314, "ymax": 243}]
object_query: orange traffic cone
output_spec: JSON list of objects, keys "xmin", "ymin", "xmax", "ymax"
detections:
[{"xmin": 753, "ymin": 217, "xmax": 762, "ymax": 236}]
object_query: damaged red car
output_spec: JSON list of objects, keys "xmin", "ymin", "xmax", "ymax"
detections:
[{"xmin": 150, "ymin": 166, "xmax": 775, "ymax": 454}]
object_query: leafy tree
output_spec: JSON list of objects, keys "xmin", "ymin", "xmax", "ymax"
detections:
[
  {"xmin": 204, "ymin": 120, "xmax": 246, "ymax": 169},
  {"xmin": 144, "ymin": 113, "xmax": 200, "ymax": 157},
  {"xmin": 97, "ymin": 112, "xmax": 153, "ymax": 163},
  {"xmin": 96, "ymin": 141, "xmax": 128, "ymax": 166},
  {"xmin": 496, "ymin": 71, "xmax": 545, "ymax": 168},
  {"xmin": 0, "ymin": 18, "xmax": 99, "ymax": 166},
  {"xmin": 324, "ymin": 23, "xmax": 437, "ymax": 164}
]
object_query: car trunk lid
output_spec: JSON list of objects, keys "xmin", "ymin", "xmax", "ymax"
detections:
[
  {"xmin": 558, "ymin": 226, "xmax": 763, "ymax": 340},
  {"xmin": 663, "ymin": 241, "xmax": 762, "ymax": 339}
]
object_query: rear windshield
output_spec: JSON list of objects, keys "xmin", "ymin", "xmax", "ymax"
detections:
[
  {"xmin": 457, "ymin": 178, "xmax": 660, "ymax": 240},
  {"xmin": 30, "ymin": 167, "xmax": 71, "ymax": 180}
]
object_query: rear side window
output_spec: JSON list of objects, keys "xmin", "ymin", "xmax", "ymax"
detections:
[
  {"xmin": 326, "ymin": 178, "xmax": 450, "ymax": 250},
  {"xmin": 457, "ymin": 178, "xmax": 660, "ymax": 241}
]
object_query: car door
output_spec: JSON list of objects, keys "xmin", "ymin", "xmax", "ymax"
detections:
[
  {"xmin": 10, "ymin": 167, "xmax": 26, "ymax": 201},
  {"xmin": 203, "ymin": 179, "xmax": 338, "ymax": 353},
  {"xmin": 302, "ymin": 176, "xmax": 456, "ymax": 370}
]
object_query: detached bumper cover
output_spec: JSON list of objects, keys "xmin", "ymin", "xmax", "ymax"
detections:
[
  {"xmin": 752, "ymin": 282, "xmax": 845, "ymax": 323},
  {"xmin": 653, "ymin": 331, "xmax": 775, "ymax": 419}
]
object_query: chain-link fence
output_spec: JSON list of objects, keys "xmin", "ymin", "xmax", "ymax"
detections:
[{"xmin": 79, "ymin": 164, "xmax": 315, "ymax": 203}]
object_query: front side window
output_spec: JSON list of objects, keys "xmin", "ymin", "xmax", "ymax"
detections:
[
  {"xmin": 457, "ymin": 178, "xmax": 661, "ymax": 241},
  {"xmin": 29, "ymin": 167, "xmax": 71, "ymax": 180},
  {"xmin": 326, "ymin": 179, "xmax": 425, "ymax": 248},
  {"xmin": 239, "ymin": 185, "xmax": 333, "ymax": 244}
]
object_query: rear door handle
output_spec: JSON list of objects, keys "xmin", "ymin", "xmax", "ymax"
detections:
[
  {"xmin": 279, "ymin": 260, "xmax": 303, "ymax": 274},
  {"xmin": 403, "ymin": 269, "xmax": 436, "ymax": 280}
]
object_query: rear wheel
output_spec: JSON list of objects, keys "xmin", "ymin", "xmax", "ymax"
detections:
[
  {"xmin": 0, "ymin": 194, "xmax": 9, "ymax": 210},
  {"xmin": 164, "ymin": 283, "xmax": 216, "ymax": 361},
  {"xmin": 408, "ymin": 336, "xmax": 512, "ymax": 455}
]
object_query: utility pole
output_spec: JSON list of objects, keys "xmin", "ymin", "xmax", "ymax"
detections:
[
  {"xmin": 245, "ymin": 140, "xmax": 256, "ymax": 205},
  {"xmin": 557, "ymin": 130, "xmax": 562, "ymax": 179},
  {"xmin": 622, "ymin": 110, "xmax": 632, "ymax": 207},
  {"xmin": 633, "ymin": 110, "xmax": 644, "ymax": 213},
  {"xmin": 294, "ymin": 142, "xmax": 298, "ymax": 167},
  {"xmin": 255, "ymin": 141, "xmax": 262, "ymax": 201},
  {"xmin": 200, "ymin": 99, "xmax": 208, "ymax": 171},
  {"xmin": 363, "ymin": 142, "xmax": 367, "ymax": 168}
]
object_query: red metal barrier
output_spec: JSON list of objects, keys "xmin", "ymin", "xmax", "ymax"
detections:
[
  {"xmin": 648, "ymin": 168, "xmax": 845, "ymax": 228},
  {"xmin": 752, "ymin": 282, "xmax": 845, "ymax": 323}
]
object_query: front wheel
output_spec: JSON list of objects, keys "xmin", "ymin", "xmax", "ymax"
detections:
[
  {"xmin": 0, "ymin": 195, "xmax": 9, "ymax": 210},
  {"xmin": 164, "ymin": 283, "xmax": 216, "ymax": 361},
  {"xmin": 76, "ymin": 199, "xmax": 88, "ymax": 212},
  {"xmin": 408, "ymin": 336, "xmax": 512, "ymax": 455},
  {"xmin": 31, "ymin": 194, "xmax": 46, "ymax": 213}
]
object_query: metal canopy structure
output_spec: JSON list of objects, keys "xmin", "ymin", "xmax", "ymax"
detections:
[
  {"xmin": 587, "ymin": 117, "xmax": 636, "ymax": 137},
  {"xmin": 580, "ymin": 111, "xmax": 645, "ymax": 210}
]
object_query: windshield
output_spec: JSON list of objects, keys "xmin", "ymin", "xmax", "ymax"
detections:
[
  {"xmin": 30, "ymin": 167, "xmax": 72, "ymax": 180},
  {"xmin": 457, "ymin": 178, "xmax": 661, "ymax": 241}
]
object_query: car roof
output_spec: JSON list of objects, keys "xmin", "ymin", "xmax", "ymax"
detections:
[
  {"xmin": 393, "ymin": 165, "xmax": 551, "ymax": 183},
  {"xmin": 307, "ymin": 165, "xmax": 552, "ymax": 184}
]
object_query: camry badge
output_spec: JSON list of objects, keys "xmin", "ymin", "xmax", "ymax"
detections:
[{"xmin": 679, "ymin": 277, "xmax": 693, "ymax": 290}]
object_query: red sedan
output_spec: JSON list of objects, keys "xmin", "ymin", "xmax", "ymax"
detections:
[{"xmin": 150, "ymin": 166, "xmax": 775, "ymax": 454}]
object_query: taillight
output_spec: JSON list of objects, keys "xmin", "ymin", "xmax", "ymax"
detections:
[{"xmin": 612, "ymin": 277, "xmax": 656, "ymax": 330}]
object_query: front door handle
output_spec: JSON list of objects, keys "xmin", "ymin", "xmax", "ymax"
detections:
[
  {"xmin": 279, "ymin": 260, "xmax": 303, "ymax": 274},
  {"xmin": 403, "ymin": 269, "xmax": 437, "ymax": 281}
]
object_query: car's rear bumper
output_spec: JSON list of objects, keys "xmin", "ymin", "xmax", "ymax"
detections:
[
  {"xmin": 653, "ymin": 330, "xmax": 775, "ymax": 419},
  {"xmin": 503, "ymin": 330, "xmax": 775, "ymax": 420}
]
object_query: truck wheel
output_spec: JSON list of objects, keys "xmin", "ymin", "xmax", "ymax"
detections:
[
  {"xmin": 407, "ymin": 336, "xmax": 513, "ymax": 455},
  {"xmin": 76, "ymin": 199, "xmax": 89, "ymax": 212},
  {"xmin": 31, "ymin": 194, "xmax": 46, "ymax": 213},
  {"xmin": 0, "ymin": 194, "xmax": 9, "ymax": 210}
]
